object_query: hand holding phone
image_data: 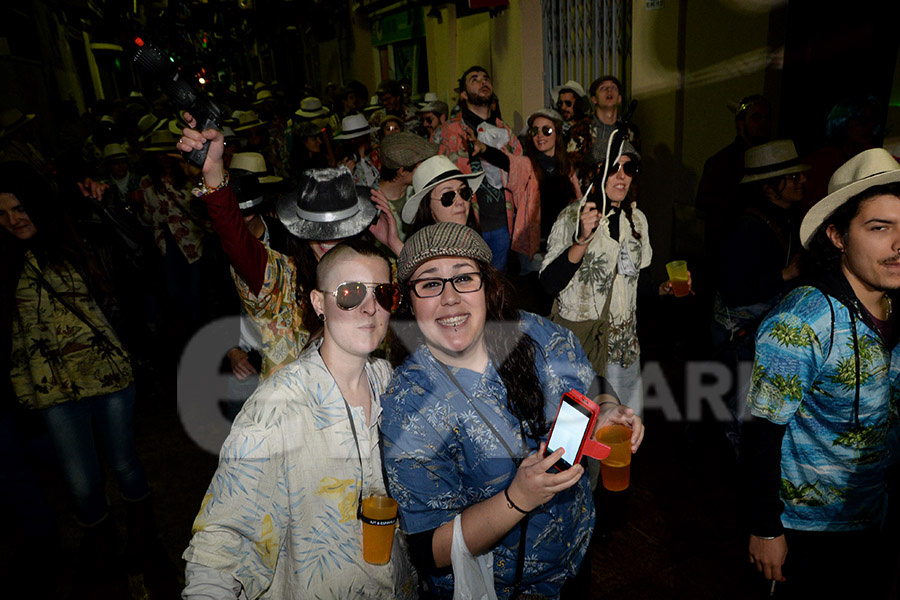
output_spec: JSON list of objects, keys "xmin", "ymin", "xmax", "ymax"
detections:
[{"xmin": 544, "ymin": 390, "xmax": 611, "ymax": 470}]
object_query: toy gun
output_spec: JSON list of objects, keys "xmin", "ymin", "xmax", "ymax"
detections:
[{"xmin": 131, "ymin": 36, "xmax": 225, "ymax": 167}]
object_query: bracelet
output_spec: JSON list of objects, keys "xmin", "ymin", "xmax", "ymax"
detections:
[
  {"xmin": 192, "ymin": 169, "xmax": 229, "ymax": 197},
  {"xmin": 597, "ymin": 400, "xmax": 620, "ymax": 409},
  {"xmin": 754, "ymin": 534, "xmax": 779, "ymax": 540},
  {"xmin": 504, "ymin": 487, "xmax": 529, "ymax": 515}
]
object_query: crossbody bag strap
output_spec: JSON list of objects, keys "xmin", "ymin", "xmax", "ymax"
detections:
[
  {"xmin": 24, "ymin": 260, "xmax": 123, "ymax": 357},
  {"xmin": 437, "ymin": 360, "xmax": 531, "ymax": 595}
]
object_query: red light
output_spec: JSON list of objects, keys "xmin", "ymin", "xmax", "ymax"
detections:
[{"xmin": 134, "ymin": 37, "xmax": 144, "ymax": 47}]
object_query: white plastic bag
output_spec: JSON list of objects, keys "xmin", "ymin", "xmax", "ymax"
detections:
[{"xmin": 451, "ymin": 514, "xmax": 498, "ymax": 600}]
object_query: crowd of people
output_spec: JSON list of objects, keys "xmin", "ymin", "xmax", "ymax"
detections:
[{"xmin": 1, "ymin": 61, "xmax": 898, "ymax": 600}]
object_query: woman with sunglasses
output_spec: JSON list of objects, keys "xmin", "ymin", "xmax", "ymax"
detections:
[
  {"xmin": 381, "ymin": 222, "xmax": 643, "ymax": 599},
  {"xmin": 184, "ymin": 238, "xmax": 417, "ymax": 599},
  {"xmin": 178, "ymin": 114, "xmax": 392, "ymax": 379},
  {"xmin": 540, "ymin": 142, "xmax": 676, "ymax": 423},
  {"xmin": 523, "ymin": 109, "xmax": 582, "ymax": 250}
]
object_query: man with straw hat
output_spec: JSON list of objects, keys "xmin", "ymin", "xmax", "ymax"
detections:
[
  {"xmin": 712, "ymin": 140, "xmax": 810, "ymax": 453},
  {"xmin": 742, "ymin": 148, "xmax": 900, "ymax": 597}
]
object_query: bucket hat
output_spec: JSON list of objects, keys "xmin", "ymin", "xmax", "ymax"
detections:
[
  {"xmin": 295, "ymin": 97, "xmax": 330, "ymax": 119},
  {"xmin": 276, "ymin": 167, "xmax": 377, "ymax": 240},
  {"xmin": 740, "ymin": 140, "xmax": 810, "ymax": 184},
  {"xmin": 380, "ymin": 132, "xmax": 438, "ymax": 169},
  {"xmin": 800, "ymin": 148, "xmax": 900, "ymax": 248},
  {"xmin": 334, "ymin": 114, "xmax": 375, "ymax": 140},
  {"xmin": 550, "ymin": 80, "xmax": 587, "ymax": 104},
  {"xmin": 397, "ymin": 221, "xmax": 492, "ymax": 282},
  {"xmin": 401, "ymin": 155, "xmax": 485, "ymax": 224}
]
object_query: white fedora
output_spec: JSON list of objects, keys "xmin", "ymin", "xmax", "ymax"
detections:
[
  {"xmin": 800, "ymin": 148, "xmax": 900, "ymax": 248},
  {"xmin": 334, "ymin": 114, "xmax": 375, "ymax": 140},
  {"xmin": 550, "ymin": 80, "xmax": 587, "ymax": 103},
  {"xmin": 740, "ymin": 140, "xmax": 810, "ymax": 184},
  {"xmin": 401, "ymin": 155, "xmax": 484, "ymax": 224},
  {"xmin": 230, "ymin": 152, "xmax": 283, "ymax": 184}
]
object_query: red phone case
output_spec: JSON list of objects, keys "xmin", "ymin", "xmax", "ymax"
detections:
[{"xmin": 546, "ymin": 389, "xmax": 611, "ymax": 469}]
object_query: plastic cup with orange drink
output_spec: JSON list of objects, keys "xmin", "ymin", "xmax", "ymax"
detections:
[
  {"xmin": 361, "ymin": 495, "xmax": 398, "ymax": 564},
  {"xmin": 596, "ymin": 424, "xmax": 633, "ymax": 491}
]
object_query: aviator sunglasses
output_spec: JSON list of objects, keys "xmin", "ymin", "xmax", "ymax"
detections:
[
  {"xmin": 607, "ymin": 161, "xmax": 639, "ymax": 177},
  {"xmin": 436, "ymin": 186, "xmax": 474, "ymax": 207},
  {"xmin": 321, "ymin": 281, "xmax": 403, "ymax": 313},
  {"xmin": 527, "ymin": 125, "xmax": 555, "ymax": 137}
]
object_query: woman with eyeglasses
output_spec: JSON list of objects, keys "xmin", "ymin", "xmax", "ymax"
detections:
[
  {"xmin": 381, "ymin": 222, "xmax": 643, "ymax": 599},
  {"xmin": 523, "ymin": 108, "xmax": 582, "ymax": 249},
  {"xmin": 183, "ymin": 237, "xmax": 417, "ymax": 599},
  {"xmin": 540, "ymin": 141, "xmax": 678, "ymax": 424}
]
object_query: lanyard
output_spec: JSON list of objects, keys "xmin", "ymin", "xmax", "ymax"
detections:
[{"xmin": 341, "ymin": 382, "xmax": 392, "ymax": 520}]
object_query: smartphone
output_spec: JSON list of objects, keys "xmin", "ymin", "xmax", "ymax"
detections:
[{"xmin": 545, "ymin": 390, "xmax": 599, "ymax": 471}]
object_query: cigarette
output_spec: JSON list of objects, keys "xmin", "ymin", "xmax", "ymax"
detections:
[{"xmin": 769, "ymin": 580, "xmax": 776, "ymax": 596}]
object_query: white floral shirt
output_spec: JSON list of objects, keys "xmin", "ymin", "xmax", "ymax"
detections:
[
  {"xmin": 183, "ymin": 342, "xmax": 417, "ymax": 599},
  {"xmin": 541, "ymin": 202, "xmax": 652, "ymax": 368}
]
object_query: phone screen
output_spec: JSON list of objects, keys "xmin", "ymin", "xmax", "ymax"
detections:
[{"xmin": 547, "ymin": 398, "xmax": 593, "ymax": 469}]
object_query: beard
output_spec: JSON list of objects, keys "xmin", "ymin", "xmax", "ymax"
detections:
[{"xmin": 468, "ymin": 91, "xmax": 491, "ymax": 108}]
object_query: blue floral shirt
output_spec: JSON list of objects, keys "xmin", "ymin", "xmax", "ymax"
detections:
[
  {"xmin": 748, "ymin": 286, "xmax": 900, "ymax": 531},
  {"xmin": 382, "ymin": 312, "xmax": 597, "ymax": 599}
]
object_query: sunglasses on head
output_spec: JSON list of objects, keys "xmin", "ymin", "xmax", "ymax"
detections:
[
  {"xmin": 528, "ymin": 125, "xmax": 555, "ymax": 137},
  {"xmin": 436, "ymin": 186, "xmax": 474, "ymax": 207},
  {"xmin": 321, "ymin": 281, "xmax": 402, "ymax": 313},
  {"xmin": 607, "ymin": 161, "xmax": 639, "ymax": 177}
]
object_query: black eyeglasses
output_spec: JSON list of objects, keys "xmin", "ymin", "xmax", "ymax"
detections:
[
  {"xmin": 320, "ymin": 281, "xmax": 402, "ymax": 313},
  {"xmin": 528, "ymin": 125, "xmax": 555, "ymax": 137},
  {"xmin": 408, "ymin": 272, "xmax": 484, "ymax": 298},
  {"xmin": 435, "ymin": 186, "xmax": 474, "ymax": 207},
  {"xmin": 559, "ymin": 99, "xmax": 574, "ymax": 107},
  {"xmin": 607, "ymin": 161, "xmax": 639, "ymax": 178}
]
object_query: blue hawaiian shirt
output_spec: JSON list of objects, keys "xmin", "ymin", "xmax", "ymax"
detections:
[
  {"xmin": 748, "ymin": 286, "xmax": 900, "ymax": 531},
  {"xmin": 382, "ymin": 312, "xmax": 597, "ymax": 599}
]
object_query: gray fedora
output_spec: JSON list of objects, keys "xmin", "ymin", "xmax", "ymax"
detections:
[{"xmin": 276, "ymin": 167, "xmax": 377, "ymax": 240}]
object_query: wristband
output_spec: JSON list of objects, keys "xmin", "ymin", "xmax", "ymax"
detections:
[
  {"xmin": 504, "ymin": 487, "xmax": 529, "ymax": 514},
  {"xmin": 192, "ymin": 169, "xmax": 229, "ymax": 197},
  {"xmin": 597, "ymin": 400, "xmax": 620, "ymax": 409},
  {"xmin": 753, "ymin": 534, "xmax": 779, "ymax": 540}
]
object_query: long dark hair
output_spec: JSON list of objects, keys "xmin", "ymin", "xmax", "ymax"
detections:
[
  {"xmin": 409, "ymin": 183, "xmax": 481, "ymax": 236},
  {"xmin": 587, "ymin": 152, "xmax": 642, "ymax": 240},
  {"xmin": 0, "ymin": 162, "xmax": 113, "ymax": 352},
  {"xmin": 390, "ymin": 260, "xmax": 548, "ymax": 438},
  {"xmin": 524, "ymin": 115, "xmax": 574, "ymax": 189}
]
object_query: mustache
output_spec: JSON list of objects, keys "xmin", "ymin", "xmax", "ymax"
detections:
[{"xmin": 881, "ymin": 256, "xmax": 900, "ymax": 265}]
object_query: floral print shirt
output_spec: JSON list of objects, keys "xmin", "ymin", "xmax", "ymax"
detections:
[
  {"xmin": 748, "ymin": 286, "xmax": 900, "ymax": 531},
  {"xmin": 231, "ymin": 245, "xmax": 310, "ymax": 378},
  {"xmin": 9, "ymin": 254, "xmax": 132, "ymax": 410},
  {"xmin": 381, "ymin": 312, "xmax": 596, "ymax": 599},
  {"xmin": 139, "ymin": 176, "xmax": 207, "ymax": 263},
  {"xmin": 183, "ymin": 342, "xmax": 417, "ymax": 599},
  {"xmin": 541, "ymin": 202, "xmax": 652, "ymax": 368}
]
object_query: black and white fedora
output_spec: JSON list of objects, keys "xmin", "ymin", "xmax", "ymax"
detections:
[
  {"xmin": 276, "ymin": 167, "xmax": 377, "ymax": 240},
  {"xmin": 334, "ymin": 114, "xmax": 375, "ymax": 140}
]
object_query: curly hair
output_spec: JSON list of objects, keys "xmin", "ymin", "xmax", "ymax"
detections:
[{"xmin": 390, "ymin": 260, "xmax": 548, "ymax": 439}]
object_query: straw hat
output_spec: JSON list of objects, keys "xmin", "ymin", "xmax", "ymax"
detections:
[
  {"xmin": 294, "ymin": 97, "xmax": 330, "ymax": 119},
  {"xmin": 276, "ymin": 167, "xmax": 377, "ymax": 240},
  {"xmin": 362, "ymin": 95, "xmax": 381, "ymax": 117},
  {"xmin": 137, "ymin": 113, "xmax": 165, "ymax": 140},
  {"xmin": 740, "ymin": 140, "xmax": 810, "ymax": 184},
  {"xmin": 800, "ymin": 148, "xmax": 900, "ymax": 248},
  {"xmin": 233, "ymin": 110, "xmax": 268, "ymax": 132},
  {"xmin": 401, "ymin": 155, "xmax": 485, "ymax": 224},
  {"xmin": 550, "ymin": 80, "xmax": 587, "ymax": 103},
  {"xmin": 0, "ymin": 108, "xmax": 36, "ymax": 137},
  {"xmin": 230, "ymin": 152, "xmax": 283, "ymax": 185},
  {"xmin": 253, "ymin": 90, "xmax": 274, "ymax": 105},
  {"xmin": 101, "ymin": 143, "xmax": 129, "ymax": 163},
  {"xmin": 143, "ymin": 130, "xmax": 178, "ymax": 153},
  {"xmin": 417, "ymin": 92, "xmax": 439, "ymax": 108},
  {"xmin": 334, "ymin": 114, "xmax": 375, "ymax": 140}
]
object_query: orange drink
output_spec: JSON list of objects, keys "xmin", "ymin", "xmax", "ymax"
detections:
[
  {"xmin": 596, "ymin": 424, "xmax": 633, "ymax": 492},
  {"xmin": 361, "ymin": 495, "xmax": 398, "ymax": 564}
]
